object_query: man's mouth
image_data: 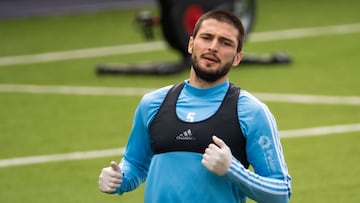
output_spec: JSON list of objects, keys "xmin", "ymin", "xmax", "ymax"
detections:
[{"xmin": 202, "ymin": 53, "xmax": 220, "ymax": 63}]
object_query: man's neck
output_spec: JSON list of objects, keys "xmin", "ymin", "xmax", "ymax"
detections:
[{"xmin": 189, "ymin": 68, "xmax": 228, "ymax": 88}]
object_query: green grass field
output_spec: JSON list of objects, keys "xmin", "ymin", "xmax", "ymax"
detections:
[{"xmin": 1, "ymin": 0, "xmax": 360, "ymax": 202}]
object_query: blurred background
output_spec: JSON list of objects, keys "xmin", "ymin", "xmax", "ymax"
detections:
[{"xmin": 0, "ymin": 0, "xmax": 156, "ymax": 19}]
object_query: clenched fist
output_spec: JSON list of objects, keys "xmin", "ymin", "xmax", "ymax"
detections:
[
  {"xmin": 202, "ymin": 136, "xmax": 232, "ymax": 176},
  {"xmin": 98, "ymin": 161, "xmax": 123, "ymax": 193}
]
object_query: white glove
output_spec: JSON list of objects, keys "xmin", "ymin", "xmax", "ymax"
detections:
[
  {"xmin": 98, "ymin": 161, "xmax": 123, "ymax": 193},
  {"xmin": 202, "ymin": 136, "xmax": 232, "ymax": 176}
]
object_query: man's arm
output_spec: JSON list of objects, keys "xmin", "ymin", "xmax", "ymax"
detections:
[
  {"xmin": 97, "ymin": 100, "xmax": 153, "ymax": 195},
  {"xmin": 100, "ymin": 86, "xmax": 170, "ymax": 195},
  {"xmin": 237, "ymin": 91, "xmax": 291, "ymax": 202},
  {"xmin": 226, "ymin": 157, "xmax": 291, "ymax": 203},
  {"xmin": 114, "ymin": 99, "xmax": 154, "ymax": 194},
  {"xmin": 202, "ymin": 135, "xmax": 291, "ymax": 203},
  {"xmin": 98, "ymin": 102, "xmax": 151, "ymax": 195},
  {"xmin": 203, "ymin": 91, "xmax": 292, "ymax": 203}
]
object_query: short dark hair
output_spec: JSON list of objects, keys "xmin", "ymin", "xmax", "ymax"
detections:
[{"xmin": 192, "ymin": 10, "xmax": 245, "ymax": 52}]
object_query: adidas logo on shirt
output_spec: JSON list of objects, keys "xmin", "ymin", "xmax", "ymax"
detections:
[{"xmin": 176, "ymin": 129, "xmax": 195, "ymax": 141}]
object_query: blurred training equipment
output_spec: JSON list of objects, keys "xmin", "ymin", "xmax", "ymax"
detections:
[{"xmin": 96, "ymin": 0, "xmax": 291, "ymax": 75}]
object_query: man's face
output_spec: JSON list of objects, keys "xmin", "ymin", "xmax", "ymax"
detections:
[{"xmin": 188, "ymin": 19, "xmax": 242, "ymax": 82}]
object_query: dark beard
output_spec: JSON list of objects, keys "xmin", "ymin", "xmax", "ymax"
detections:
[{"xmin": 191, "ymin": 55, "xmax": 233, "ymax": 82}]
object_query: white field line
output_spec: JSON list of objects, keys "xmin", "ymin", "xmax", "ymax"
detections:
[
  {"xmin": 0, "ymin": 84, "xmax": 154, "ymax": 96},
  {"xmin": 254, "ymin": 92, "xmax": 360, "ymax": 106},
  {"xmin": 0, "ymin": 41, "xmax": 167, "ymax": 67},
  {"xmin": 0, "ymin": 23, "xmax": 359, "ymax": 66},
  {"xmin": 247, "ymin": 23, "xmax": 360, "ymax": 42},
  {"xmin": 280, "ymin": 123, "xmax": 360, "ymax": 138},
  {"xmin": 1, "ymin": 84, "xmax": 360, "ymax": 105},
  {"xmin": 0, "ymin": 123, "xmax": 359, "ymax": 168},
  {"xmin": 0, "ymin": 148, "xmax": 125, "ymax": 168}
]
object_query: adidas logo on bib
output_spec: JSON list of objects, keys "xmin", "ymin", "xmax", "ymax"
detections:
[{"xmin": 176, "ymin": 129, "xmax": 195, "ymax": 141}]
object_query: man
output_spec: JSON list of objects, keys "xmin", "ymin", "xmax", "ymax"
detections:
[{"xmin": 98, "ymin": 10, "xmax": 292, "ymax": 203}]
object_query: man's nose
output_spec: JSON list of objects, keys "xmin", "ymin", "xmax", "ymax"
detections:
[{"xmin": 208, "ymin": 40, "xmax": 219, "ymax": 52}]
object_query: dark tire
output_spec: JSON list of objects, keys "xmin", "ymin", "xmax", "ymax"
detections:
[{"xmin": 158, "ymin": 0, "xmax": 256, "ymax": 58}]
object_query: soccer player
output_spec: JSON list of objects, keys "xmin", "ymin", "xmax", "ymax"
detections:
[{"xmin": 98, "ymin": 10, "xmax": 292, "ymax": 203}]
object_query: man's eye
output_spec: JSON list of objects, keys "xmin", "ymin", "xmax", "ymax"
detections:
[{"xmin": 223, "ymin": 40, "xmax": 232, "ymax": 46}]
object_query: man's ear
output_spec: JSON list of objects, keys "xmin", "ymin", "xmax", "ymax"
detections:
[
  {"xmin": 188, "ymin": 36, "xmax": 194, "ymax": 54},
  {"xmin": 232, "ymin": 51, "xmax": 243, "ymax": 66}
]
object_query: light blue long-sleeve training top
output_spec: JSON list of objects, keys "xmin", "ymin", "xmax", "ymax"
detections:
[{"xmin": 116, "ymin": 79, "xmax": 292, "ymax": 203}]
